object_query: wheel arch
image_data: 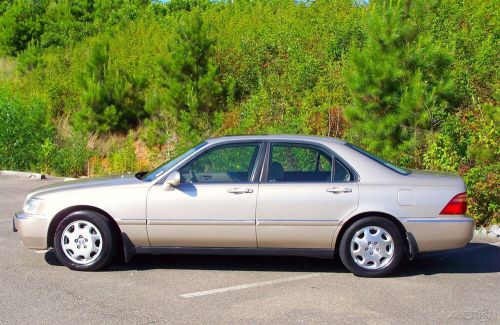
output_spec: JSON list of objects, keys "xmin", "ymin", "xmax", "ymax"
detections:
[
  {"xmin": 333, "ymin": 211, "xmax": 409, "ymax": 258},
  {"xmin": 47, "ymin": 205, "xmax": 122, "ymax": 248}
]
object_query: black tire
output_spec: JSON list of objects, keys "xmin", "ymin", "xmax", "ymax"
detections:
[
  {"xmin": 339, "ymin": 217, "xmax": 404, "ymax": 277},
  {"xmin": 54, "ymin": 210, "xmax": 117, "ymax": 271}
]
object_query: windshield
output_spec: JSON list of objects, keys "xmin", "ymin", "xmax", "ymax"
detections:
[
  {"xmin": 346, "ymin": 143, "xmax": 410, "ymax": 175},
  {"xmin": 141, "ymin": 142, "xmax": 207, "ymax": 182}
]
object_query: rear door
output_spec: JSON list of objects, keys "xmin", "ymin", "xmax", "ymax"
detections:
[{"xmin": 256, "ymin": 142, "xmax": 359, "ymax": 248}]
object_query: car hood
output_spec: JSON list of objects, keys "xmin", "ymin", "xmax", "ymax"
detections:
[{"xmin": 27, "ymin": 174, "xmax": 143, "ymax": 199}]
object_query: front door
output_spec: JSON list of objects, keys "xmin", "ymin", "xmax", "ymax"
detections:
[
  {"xmin": 256, "ymin": 142, "xmax": 359, "ymax": 248},
  {"xmin": 146, "ymin": 142, "xmax": 263, "ymax": 247}
]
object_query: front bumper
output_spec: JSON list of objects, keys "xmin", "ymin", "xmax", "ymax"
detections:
[
  {"xmin": 14, "ymin": 212, "xmax": 49, "ymax": 249},
  {"xmin": 402, "ymin": 216, "xmax": 475, "ymax": 252}
]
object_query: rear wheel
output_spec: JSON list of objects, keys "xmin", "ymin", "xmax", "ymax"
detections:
[
  {"xmin": 339, "ymin": 217, "xmax": 404, "ymax": 277},
  {"xmin": 54, "ymin": 211, "xmax": 117, "ymax": 271}
]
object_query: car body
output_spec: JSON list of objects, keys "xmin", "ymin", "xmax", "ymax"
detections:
[{"xmin": 14, "ymin": 135, "xmax": 474, "ymax": 276}]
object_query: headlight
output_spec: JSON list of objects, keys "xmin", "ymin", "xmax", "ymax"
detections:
[{"xmin": 23, "ymin": 198, "xmax": 46, "ymax": 215}]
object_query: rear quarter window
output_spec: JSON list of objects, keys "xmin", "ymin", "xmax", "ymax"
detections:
[{"xmin": 346, "ymin": 143, "xmax": 410, "ymax": 175}]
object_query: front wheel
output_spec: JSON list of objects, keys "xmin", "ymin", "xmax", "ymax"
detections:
[
  {"xmin": 54, "ymin": 211, "xmax": 117, "ymax": 271},
  {"xmin": 339, "ymin": 217, "xmax": 404, "ymax": 277}
]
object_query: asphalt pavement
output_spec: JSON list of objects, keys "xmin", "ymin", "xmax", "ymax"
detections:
[{"xmin": 0, "ymin": 175, "xmax": 499, "ymax": 324}]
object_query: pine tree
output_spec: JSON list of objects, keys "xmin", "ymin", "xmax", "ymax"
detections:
[
  {"xmin": 345, "ymin": 0, "xmax": 457, "ymax": 166},
  {"xmin": 159, "ymin": 8, "xmax": 223, "ymax": 134},
  {"xmin": 0, "ymin": 0, "xmax": 46, "ymax": 56},
  {"xmin": 76, "ymin": 38, "xmax": 147, "ymax": 133}
]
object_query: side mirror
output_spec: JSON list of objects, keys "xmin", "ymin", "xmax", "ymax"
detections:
[{"xmin": 162, "ymin": 171, "xmax": 181, "ymax": 191}]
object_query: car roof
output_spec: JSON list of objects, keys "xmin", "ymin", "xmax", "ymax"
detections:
[{"xmin": 206, "ymin": 134, "xmax": 346, "ymax": 145}]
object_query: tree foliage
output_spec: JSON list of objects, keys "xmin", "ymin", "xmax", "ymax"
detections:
[
  {"xmin": 75, "ymin": 38, "xmax": 148, "ymax": 133},
  {"xmin": 0, "ymin": 0, "xmax": 46, "ymax": 56},
  {"xmin": 0, "ymin": 0, "xmax": 497, "ymax": 224},
  {"xmin": 157, "ymin": 9, "xmax": 222, "ymax": 143},
  {"xmin": 345, "ymin": 0, "xmax": 457, "ymax": 166},
  {"xmin": 0, "ymin": 89, "xmax": 54, "ymax": 171}
]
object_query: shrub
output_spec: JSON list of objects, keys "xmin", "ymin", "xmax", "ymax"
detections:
[
  {"xmin": 464, "ymin": 164, "xmax": 500, "ymax": 226},
  {"xmin": 92, "ymin": 134, "xmax": 138, "ymax": 175},
  {"xmin": 0, "ymin": 89, "xmax": 54, "ymax": 172},
  {"xmin": 50, "ymin": 132, "xmax": 91, "ymax": 177},
  {"xmin": 107, "ymin": 135, "xmax": 138, "ymax": 175},
  {"xmin": 16, "ymin": 42, "xmax": 44, "ymax": 74},
  {"xmin": 423, "ymin": 114, "xmax": 469, "ymax": 172},
  {"xmin": 424, "ymin": 104, "xmax": 499, "ymax": 225}
]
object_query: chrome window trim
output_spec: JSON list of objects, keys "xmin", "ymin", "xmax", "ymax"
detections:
[{"xmin": 154, "ymin": 138, "xmax": 359, "ymax": 185}]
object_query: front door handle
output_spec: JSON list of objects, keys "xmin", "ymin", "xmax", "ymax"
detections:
[
  {"xmin": 227, "ymin": 188, "xmax": 253, "ymax": 194},
  {"xmin": 326, "ymin": 187, "xmax": 352, "ymax": 194}
]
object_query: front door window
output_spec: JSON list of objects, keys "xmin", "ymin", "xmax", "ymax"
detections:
[{"xmin": 179, "ymin": 143, "xmax": 262, "ymax": 184}]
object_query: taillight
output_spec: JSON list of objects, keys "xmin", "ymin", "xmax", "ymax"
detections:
[{"xmin": 440, "ymin": 192, "xmax": 467, "ymax": 215}]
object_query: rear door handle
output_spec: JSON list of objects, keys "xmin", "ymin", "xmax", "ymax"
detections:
[
  {"xmin": 227, "ymin": 188, "xmax": 253, "ymax": 194},
  {"xmin": 326, "ymin": 187, "xmax": 352, "ymax": 194}
]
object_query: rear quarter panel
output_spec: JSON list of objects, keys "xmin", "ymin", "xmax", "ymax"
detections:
[{"xmin": 327, "ymin": 142, "xmax": 471, "ymax": 252}]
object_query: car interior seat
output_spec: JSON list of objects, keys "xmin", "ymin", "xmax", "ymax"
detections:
[{"xmin": 269, "ymin": 161, "xmax": 284, "ymax": 182}]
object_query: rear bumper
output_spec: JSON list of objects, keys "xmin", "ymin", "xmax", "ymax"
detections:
[
  {"xmin": 402, "ymin": 216, "xmax": 475, "ymax": 252},
  {"xmin": 14, "ymin": 212, "xmax": 49, "ymax": 249}
]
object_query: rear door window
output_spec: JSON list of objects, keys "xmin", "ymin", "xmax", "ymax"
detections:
[{"xmin": 268, "ymin": 144, "xmax": 332, "ymax": 182}]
